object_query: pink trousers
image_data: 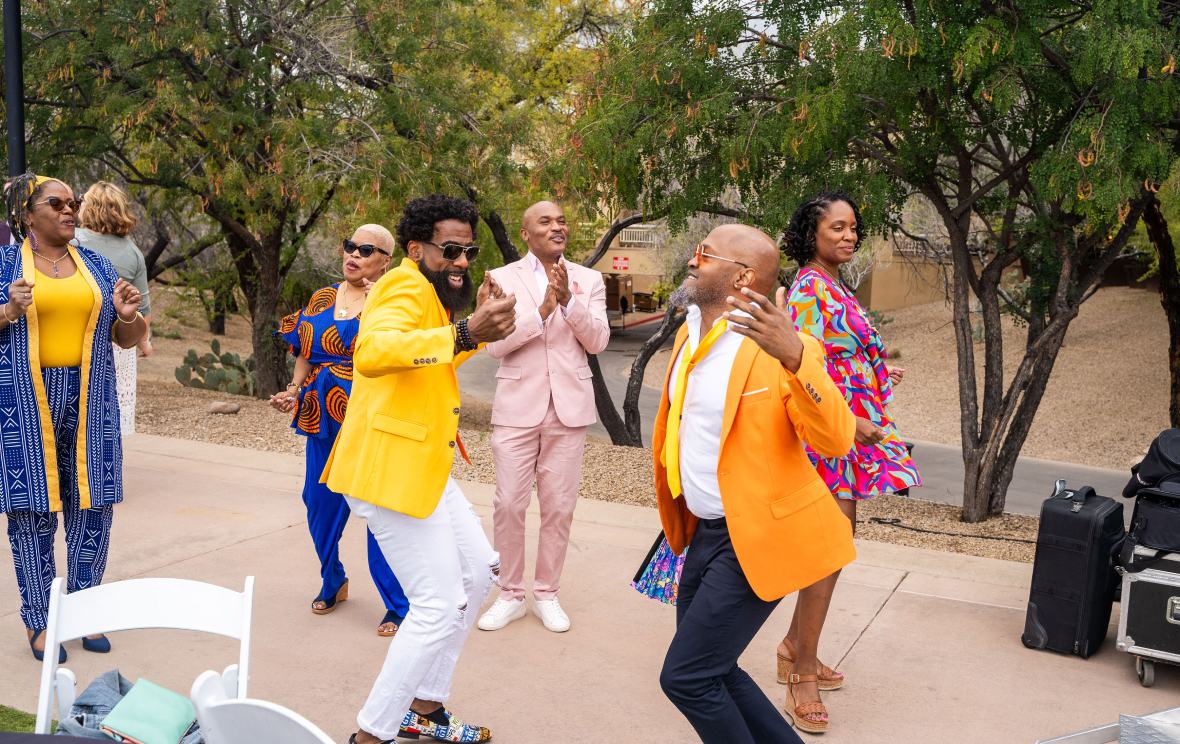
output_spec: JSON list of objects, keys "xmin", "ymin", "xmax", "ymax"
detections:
[{"xmin": 490, "ymin": 399, "xmax": 587, "ymax": 601}]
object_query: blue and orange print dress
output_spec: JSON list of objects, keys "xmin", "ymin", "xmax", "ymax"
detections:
[
  {"xmin": 787, "ymin": 267, "xmax": 921, "ymax": 500},
  {"xmin": 276, "ymin": 285, "xmax": 357, "ymax": 440}
]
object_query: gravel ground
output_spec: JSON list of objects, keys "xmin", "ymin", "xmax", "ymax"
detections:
[{"xmin": 627, "ymin": 287, "xmax": 1169, "ymax": 471}]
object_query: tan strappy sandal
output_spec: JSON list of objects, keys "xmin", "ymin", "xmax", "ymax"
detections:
[
  {"xmin": 776, "ymin": 638, "xmax": 844, "ymax": 690},
  {"xmin": 785, "ymin": 666, "xmax": 829, "ymax": 734}
]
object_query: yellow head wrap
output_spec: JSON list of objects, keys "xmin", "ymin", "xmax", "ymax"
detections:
[{"xmin": 25, "ymin": 175, "xmax": 67, "ymax": 200}]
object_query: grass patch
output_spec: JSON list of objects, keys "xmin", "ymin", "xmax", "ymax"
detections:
[{"xmin": 0, "ymin": 705, "xmax": 36, "ymax": 733}]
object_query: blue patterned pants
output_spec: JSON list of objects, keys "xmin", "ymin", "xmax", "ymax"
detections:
[{"xmin": 5, "ymin": 367, "xmax": 114, "ymax": 630}]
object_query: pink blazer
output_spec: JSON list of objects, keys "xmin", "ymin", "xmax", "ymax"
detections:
[{"xmin": 486, "ymin": 257, "xmax": 610, "ymax": 428}]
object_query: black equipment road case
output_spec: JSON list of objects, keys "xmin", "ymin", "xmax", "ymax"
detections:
[
  {"xmin": 1022, "ymin": 480, "xmax": 1125, "ymax": 659},
  {"xmin": 1116, "ymin": 544, "xmax": 1180, "ymax": 687}
]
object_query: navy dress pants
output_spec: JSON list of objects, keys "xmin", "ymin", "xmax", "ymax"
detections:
[
  {"xmin": 304, "ymin": 435, "xmax": 408, "ymax": 616},
  {"xmin": 660, "ymin": 517, "xmax": 804, "ymax": 744}
]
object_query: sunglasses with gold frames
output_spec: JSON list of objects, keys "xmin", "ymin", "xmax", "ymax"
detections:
[{"xmin": 692, "ymin": 243, "xmax": 750, "ymax": 269}]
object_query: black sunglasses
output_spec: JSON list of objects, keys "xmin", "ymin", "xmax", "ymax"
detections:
[
  {"xmin": 343, "ymin": 238, "xmax": 390, "ymax": 258},
  {"xmin": 33, "ymin": 196, "xmax": 83, "ymax": 213},
  {"xmin": 422, "ymin": 240, "xmax": 480, "ymax": 262}
]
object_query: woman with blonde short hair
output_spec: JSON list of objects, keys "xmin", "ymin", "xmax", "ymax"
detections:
[{"xmin": 75, "ymin": 182, "xmax": 151, "ymax": 436}]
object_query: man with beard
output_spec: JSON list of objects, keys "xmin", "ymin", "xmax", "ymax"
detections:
[
  {"xmin": 325, "ymin": 194, "xmax": 517, "ymax": 744},
  {"xmin": 654, "ymin": 224, "xmax": 855, "ymax": 744},
  {"xmin": 475, "ymin": 201, "xmax": 609, "ymax": 634}
]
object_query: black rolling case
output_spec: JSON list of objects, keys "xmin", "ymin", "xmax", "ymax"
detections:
[{"xmin": 1022, "ymin": 483, "xmax": 1125, "ymax": 658}]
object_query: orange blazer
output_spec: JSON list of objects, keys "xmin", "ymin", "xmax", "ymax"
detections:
[{"xmin": 654, "ymin": 327, "xmax": 857, "ymax": 601}]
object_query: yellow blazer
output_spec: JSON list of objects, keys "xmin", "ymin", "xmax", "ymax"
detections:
[
  {"xmin": 654, "ymin": 327, "xmax": 858, "ymax": 601},
  {"xmin": 322, "ymin": 258, "xmax": 480, "ymax": 517}
]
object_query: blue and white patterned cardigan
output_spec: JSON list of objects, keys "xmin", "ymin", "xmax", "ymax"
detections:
[{"xmin": 0, "ymin": 238, "xmax": 127, "ymax": 513}]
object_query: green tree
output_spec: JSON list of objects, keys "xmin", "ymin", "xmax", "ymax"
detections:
[
  {"xmin": 558, "ymin": 0, "xmax": 1180, "ymax": 520},
  {"xmin": 3, "ymin": 0, "xmax": 545, "ymax": 395}
]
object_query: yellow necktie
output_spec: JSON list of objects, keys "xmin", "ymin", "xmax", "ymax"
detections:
[{"xmin": 663, "ymin": 319, "xmax": 728, "ymax": 498}]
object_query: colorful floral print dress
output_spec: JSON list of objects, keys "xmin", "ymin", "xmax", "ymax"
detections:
[
  {"xmin": 787, "ymin": 267, "xmax": 921, "ymax": 500},
  {"xmin": 276, "ymin": 285, "xmax": 358, "ymax": 439}
]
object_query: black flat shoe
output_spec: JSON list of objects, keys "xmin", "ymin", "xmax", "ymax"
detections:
[
  {"xmin": 377, "ymin": 610, "xmax": 404, "ymax": 637},
  {"xmin": 311, "ymin": 579, "xmax": 348, "ymax": 615},
  {"xmin": 348, "ymin": 734, "xmax": 393, "ymax": 744},
  {"xmin": 29, "ymin": 629, "xmax": 66, "ymax": 663}
]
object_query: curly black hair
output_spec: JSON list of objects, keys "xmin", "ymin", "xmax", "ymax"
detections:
[
  {"xmin": 780, "ymin": 189, "xmax": 863, "ymax": 266},
  {"xmin": 4, "ymin": 172, "xmax": 52, "ymax": 243},
  {"xmin": 394, "ymin": 193, "xmax": 480, "ymax": 253}
]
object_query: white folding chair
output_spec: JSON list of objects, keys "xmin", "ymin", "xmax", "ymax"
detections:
[
  {"xmin": 190, "ymin": 670, "xmax": 334, "ymax": 744},
  {"xmin": 34, "ymin": 575, "xmax": 254, "ymax": 734}
]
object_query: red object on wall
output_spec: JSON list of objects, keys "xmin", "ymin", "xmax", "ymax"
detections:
[{"xmin": 612, "ymin": 256, "xmax": 629, "ymax": 270}]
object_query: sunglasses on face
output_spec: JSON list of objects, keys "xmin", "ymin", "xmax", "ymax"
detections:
[
  {"xmin": 32, "ymin": 196, "xmax": 83, "ymax": 213},
  {"xmin": 423, "ymin": 240, "xmax": 480, "ymax": 262},
  {"xmin": 692, "ymin": 243, "xmax": 750, "ymax": 269},
  {"xmin": 343, "ymin": 239, "xmax": 390, "ymax": 258}
]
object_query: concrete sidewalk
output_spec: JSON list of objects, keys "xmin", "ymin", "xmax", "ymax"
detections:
[{"xmin": 0, "ymin": 434, "xmax": 1174, "ymax": 743}]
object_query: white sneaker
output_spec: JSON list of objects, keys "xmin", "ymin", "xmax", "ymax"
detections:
[
  {"xmin": 532, "ymin": 598, "xmax": 570, "ymax": 633},
  {"xmin": 477, "ymin": 598, "xmax": 526, "ymax": 631}
]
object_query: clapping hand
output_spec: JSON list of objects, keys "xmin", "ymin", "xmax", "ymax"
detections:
[
  {"xmin": 722, "ymin": 286, "xmax": 805, "ymax": 373},
  {"xmin": 467, "ymin": 274, "xmax": 516, "ymax": 344},
  {"xmin": 549, "ymin": 258, "xmax": 572, "ymax": 306},
  {"xmin": 112, "ymin": 279, "xmax": 142, "ymax": 321}
]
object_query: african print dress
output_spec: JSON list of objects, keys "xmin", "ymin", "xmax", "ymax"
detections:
[
  {"xmin": 787, "ymin": 267, "xmax": 921, "ymax": 500},
  {"xmin": 277, "ymin": 285, "xmax": 357, "ymax": 440}
]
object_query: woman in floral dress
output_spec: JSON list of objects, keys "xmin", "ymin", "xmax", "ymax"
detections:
[{"xmin": 777, "ymin": 189, "xmax": 920, "ymax": 733}]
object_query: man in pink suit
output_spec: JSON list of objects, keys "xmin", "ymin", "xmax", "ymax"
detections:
[{"xmin": 476, "ymin": 201, "xmax": 610, "ymax": 633}]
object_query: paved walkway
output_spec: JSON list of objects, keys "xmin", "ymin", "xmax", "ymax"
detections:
[{"xmin": 0, "ymin": 434, "xmax": 1172, "ymax": 743}]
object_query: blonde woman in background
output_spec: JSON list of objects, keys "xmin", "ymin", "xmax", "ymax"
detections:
[{"xmin": 75, "ymin": 182, "xmax": 151, "ymax": 436}]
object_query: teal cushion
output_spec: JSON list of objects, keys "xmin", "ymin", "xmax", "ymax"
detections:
[{"xmin": 99, "ymin": 678, "xmax": 196, "ymax": 744}]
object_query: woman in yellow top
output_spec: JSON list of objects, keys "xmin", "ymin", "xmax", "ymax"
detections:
[{"xmin": 1, "ymin": 173, "xmax": 146, "ymax": 662}]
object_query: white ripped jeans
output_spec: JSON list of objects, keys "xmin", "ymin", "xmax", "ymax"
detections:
[{"xmin": 345, "ymin": 478, "xmax": 498, "ymax": 740}]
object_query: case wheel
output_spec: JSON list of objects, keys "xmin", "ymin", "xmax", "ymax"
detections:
[{"xmin": 1137, "ymin": 657, "xmax": 1156, "ymax": 687}]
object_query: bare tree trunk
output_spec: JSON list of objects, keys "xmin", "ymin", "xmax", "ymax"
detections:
[
  {"xmin": 208, "ymin": 281, "xmax": 237, "ymax": 335},
  {"xmin": 483, "ymin": 209, "xmax": 521, "ymax": 265},
  {"xmin": 1143, "ymin": 195, "xmax": 1180, "ymax": 429},
  {"xmin": 586, "ymin": 353, "xmax": 631, "ymax": 445},
  {"xmin": 623, "ymin": 306, "xmax": 684, "ymax": 445}
]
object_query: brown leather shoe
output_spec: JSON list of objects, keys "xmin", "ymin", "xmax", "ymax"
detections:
[{"xmin": 777, "ymin": 638, "xmax": 844, "ymax": 690}]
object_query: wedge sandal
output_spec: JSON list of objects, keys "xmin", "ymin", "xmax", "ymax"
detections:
[
  {"xmin": 785, "ymin": 667, "xmax": 828, "ymax": 734},
  {"xmin": 776, "ymin": 638, "xmax": 844, "ymax": 690},
  {"xmin": 312, "ymin": 579, "xmax": 348, "ymax": 615}
]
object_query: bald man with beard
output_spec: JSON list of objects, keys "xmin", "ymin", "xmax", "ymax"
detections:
[
  {"xmin": 654, "ymin": 225, "xmax": 856, "ymax": 743},
  {"xmin": 476, "ymin": 201, "xmax": 610, "ymax": 634}
]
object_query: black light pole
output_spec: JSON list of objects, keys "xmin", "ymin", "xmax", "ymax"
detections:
[{"xmin": 4, "ymin": 0, "xmax": 26, "ymax": 177}]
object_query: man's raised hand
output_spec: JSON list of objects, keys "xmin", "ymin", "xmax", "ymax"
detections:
[
  {"xmin": 549, "ymin": 258, "xmax": 572, "ymax": 306},
  {"xmin": 467, "ymin": 282, "xmax": 516, "ymax": 344},
  {"xmin": 722, "ymin": 286, "xmax": 805, "ymax": 373},
  {"xmin": 476, "ymin": 274, "xmax": 506, "ymax": 310}
]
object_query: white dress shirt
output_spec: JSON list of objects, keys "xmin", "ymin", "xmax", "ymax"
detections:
[
  {"xmin": 666, "ymin": 304, "xmax": 749, "ymax": 520},
  {"xmin": 525, "ymin": 251, "xmax": 574, "ymax": 331}
]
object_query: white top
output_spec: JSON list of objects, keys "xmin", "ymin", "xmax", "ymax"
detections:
[
  {"xmin": 665, "ymin": 304, "xmax": 749, "ymax": 520},
  {"xmin": 525, "ymin": 250, "xmax": 574, "ymax": 331}
]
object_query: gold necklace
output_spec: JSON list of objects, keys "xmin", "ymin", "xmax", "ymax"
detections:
[
  {"xmin": 807, "ymin": 260, "xmax": 840, "ymax": 283},
  {"xmin": 337, "ymin": 285, "xmax": 366, "ymax": 319}
]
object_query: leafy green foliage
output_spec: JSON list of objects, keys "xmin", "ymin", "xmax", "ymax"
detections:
[
  {"xmin": 175, "ymin": 338, "xmax": 255, "ymax": 397},
  {"xmin": 6, "ymin": 0, "xmax": 621, "ymax": 394},
  {"xmin": 557, "ymin": 0, "xmax": 1180, "ymax": 518}
]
